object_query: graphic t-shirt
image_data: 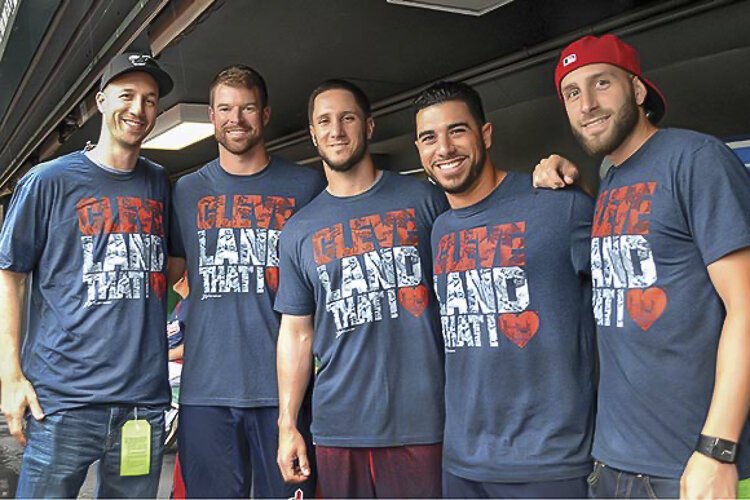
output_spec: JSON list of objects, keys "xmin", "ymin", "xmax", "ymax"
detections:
[
  {"xmin": 592, "ymin": 129, "xmax": 750, "ymax": 478},
  {"xmin": 275, "ymin": 170, "xmax": 449, "ymax": 446},
  {"xmin": 432, "ymin": 171, "xmax": 595, "ymax": 482},
  {"xmin": 0, "ymin": 151, "xmax": 171, "ymax": 415},
  {"xmin": 171, "ymin": 157, "xmax": 325, "ymax": 407}
]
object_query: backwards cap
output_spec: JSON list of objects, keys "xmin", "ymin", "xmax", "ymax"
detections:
[{"xmin": 554, "ymin": 34, "xmax": 666, "ymax": 123}]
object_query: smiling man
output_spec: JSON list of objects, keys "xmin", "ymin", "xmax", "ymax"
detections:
[
  {"xmin": 536, "ymin": 34, "xmax": 750, "ymax": 498},
  {"xmin": 275, "ymin": 79, "xmax": 448, "ymax": 498},
  {"xmin": 413, "ymin": 80, "xmax": 596, "ymax": 498},
  {"xmin": 168, "ymin": 65, "xmax": 324, "ymax": 498},
  {"xmin": 0, "ymin": 52, "xmax": 173, "ymax": 498}
]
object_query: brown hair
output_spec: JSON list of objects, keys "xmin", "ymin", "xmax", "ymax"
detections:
[{"xmin": 209, "ymin": 65, "xmax": 268, "ymax": 108}]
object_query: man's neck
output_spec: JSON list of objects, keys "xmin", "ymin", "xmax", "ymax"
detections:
[
  {"xmin": 325, "ymin": 154, "xmax": 380, "ymax": 198},
  {"xmin": 608, "ymin": 116, "xmax": 659, "ymax": 167},
  {"xmin": 89, "ymin": 136, "xmax": 140, "ymax": 172},
  {"xmin": 447, "ymin": 161, "xmax": 507, "ymax": 210},
  {"xmin": 218, "ymin": 143, "xmax": 270, "ymax": 175}
]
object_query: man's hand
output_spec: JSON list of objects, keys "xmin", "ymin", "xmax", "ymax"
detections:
[
  {"xmin": 532, "ymin": 154, "xmax": 581, "ymax": 189},
  {"xmin": 1, "ymin": 375, "xmax": 44, "ymax": 446},
  {"xmin": 277, "ymin": 425, "xmax": 311, "ymax": 484},
  {"xmin": 681, "ymin": 451, "xmax": 738, "ymax": 499}
]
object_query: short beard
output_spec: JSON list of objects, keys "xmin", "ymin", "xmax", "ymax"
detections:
[
  {"xmin": 427, "ymin": 147, "xmax": 486, "ymax": 195},
  {"xmin": 572, "ymin": 90, "xmax": 639, "ymax": 158},
  {"xmin": 320, "ymin": 137, "xmax": 368, "ymax": 173},
  {"xmin": 216, "ymin": 130, "xmax": 263, "ymax": 156}
]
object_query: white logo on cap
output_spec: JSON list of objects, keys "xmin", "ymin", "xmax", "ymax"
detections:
[
  {"xmin": 128, "ymin": 54, "xmax": 151, "ymax": 66},
  {"xmin": 563, "ymin": 54, "xmax": 577, "ymax": 67}
]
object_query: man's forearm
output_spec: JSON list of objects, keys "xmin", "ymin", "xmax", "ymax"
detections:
[
  {"xmin": 0, "ymin": 270, "xmax": 27, "ymax": 381},
  {"xmin": 276, "ymin": 315, "xmax": 314, "ymax": 430},
  {"xmin": 701, "ymin": 307, "xmax": 750, "ymax": 441}
]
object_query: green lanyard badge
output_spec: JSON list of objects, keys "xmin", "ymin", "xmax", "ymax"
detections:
[{"xmin": 120, "ymin": 409, "xmax": 151, "ymax": 476}]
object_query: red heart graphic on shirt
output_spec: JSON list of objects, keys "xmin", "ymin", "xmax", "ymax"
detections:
[
  {"xmin": 626, "ymin": 287, "xmax": 667, "ymax": 331},
  {"xmin": 498, "ymin": 311, "xmax": 539, "ymax": 348},
  {"xmin": 397, "ymin": 284, "xmax": 429, "ymax": 318},
  {"xmin": 265, "ymin": 267, "xmax": 279, "ymax": 293},
  {"xmin": 149, "ymin": 272, "xmax": 166, "ymax": 300}
]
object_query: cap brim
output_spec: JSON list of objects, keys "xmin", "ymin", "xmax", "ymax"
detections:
[{"xmin": 640, "ymin": 76, "xmax": 666, "ymax": 124}]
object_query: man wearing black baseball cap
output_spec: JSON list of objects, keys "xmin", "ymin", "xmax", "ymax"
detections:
[
  {"xmin": 535, "ymin": 34, "xmax": 750, "ymax": 498},
  {"xmin": 0, "ymin": 51, "xmax": 174, "ymax": 497}
]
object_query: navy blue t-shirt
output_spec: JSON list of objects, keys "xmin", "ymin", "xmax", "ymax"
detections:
[
  {"xmin": 0, "ymin": 151, "xmax": 171, "ymax": 415},
  {"xmin": 592, "ymin": 129, "xmax": 750, "ymax": 478},
  {"xmin": 275, "ymin": 170, "xmax": 449, "ymax": 446},
  {"xmin": 432, "ymin": 171, "xmax": 595, "ymax": 482},
  {"xmin": 171, "ymin": 157, "xmax": 325, "ymax": 407}
]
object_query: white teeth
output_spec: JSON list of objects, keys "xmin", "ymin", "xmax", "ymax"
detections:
[
  {"xmin": 584, "ymin": 117, "xmax": 608, "ymax": 128},
  {"xmin": 435, "ymin": 158, "xmax": 463, "ymax": 170}
]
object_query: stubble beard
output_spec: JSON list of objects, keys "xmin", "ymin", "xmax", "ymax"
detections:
[
  {"xmin": 572, "ymin": 91, "xmax": 639, "ymax": 158},
  {"xmin": 216, "ymin": 128, "xmax": 263, "ymax": 156},
  {"xmin": 319, "ymin": 135, "xmax": 368, "ymax": 173},
  {"xmin": 427, "ymin": 146, "xmax": 486, "ymax": 195}
]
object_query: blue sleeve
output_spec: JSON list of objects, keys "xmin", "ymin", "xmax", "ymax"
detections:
[
  {"xmin": 676, "ymin": 139, "xmax": 750, "ymax": 266},
  {"xmin": 568, "ymin": 189, "xmax": 594, "ymax": 276},
  {"xmin": 274, "ymin": 225, "xmax": 315, "ymax": 315},
  {"xmin": 421, "ymin": 182, "xmax": 449, "ymax": 227},
  {"xmin": 0, "ymin": 172, "xmax": 50, "ymax": 272},
  {"xmin": 169, "ymin": 181, "xmax": 187, "ymax": 259}
]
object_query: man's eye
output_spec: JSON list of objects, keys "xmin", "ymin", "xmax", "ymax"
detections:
[
  {"xmin": 565, "ymin": 89, "xmax": 580, "ymax": 101},
  {"xmin": 596, "ymin": 80, "xmax": 610, "ymax": 88}
]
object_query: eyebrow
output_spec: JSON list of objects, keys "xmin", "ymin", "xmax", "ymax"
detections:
[
  {"xmin": 117, "ymin": 88, "xmax": 158, "ymax": 98},
  {"xmin": 417, "ymin": 121, "xmax": 470, "ymax": 140}
]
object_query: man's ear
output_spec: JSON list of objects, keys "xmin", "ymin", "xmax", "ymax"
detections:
[
  {"xmin": 482, "ymin": 122, "xmax": 493, "ymax": 150},
  {"xmin": 366, "ymin": 117, "xmax": 375, "ymax": 140},
  {"xmin": 309, "ymin": 125, "xmax": 318, "ymax": 147},
  {"xmin": 263, "ymin": 106, "xmax": 271, "ymax": 127},
  {"xmin": 95, "ymin": 92, "xmax": 106, "ymax": 113},
  {"xmin": 633, "ymin": 77, "xmax": 648, "ymax": 107}
]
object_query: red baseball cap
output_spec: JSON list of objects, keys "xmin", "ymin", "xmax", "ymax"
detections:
[{"xmin": 554, "ymin": 34, "xmax": 666, "ymax": 123}]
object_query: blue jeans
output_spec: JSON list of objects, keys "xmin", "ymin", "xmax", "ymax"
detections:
[
  {"xmin": 443, "ymin": 470, "xmax": 588, "ymax": 498},
  {"xmin": 16, "ymin": 405, "xmax": 165, "ymax": 499},
  {"xmin": 588, "ymin": 460, "xmax": 680, "ymax": 498}
]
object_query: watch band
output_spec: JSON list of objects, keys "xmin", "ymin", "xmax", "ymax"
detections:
[{"xmin": 696, "ymin": 434, "xmax": 738, "ymax": 464}]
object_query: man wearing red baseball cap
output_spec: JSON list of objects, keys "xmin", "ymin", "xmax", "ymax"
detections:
[{"xmin": 536, "ymin": 34, "xmax": 750, "ymax": 498}]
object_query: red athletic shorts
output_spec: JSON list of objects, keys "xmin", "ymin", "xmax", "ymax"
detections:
[{"xmin": 315, "ymin": 443, "xmax": 442, "ymax": 498}]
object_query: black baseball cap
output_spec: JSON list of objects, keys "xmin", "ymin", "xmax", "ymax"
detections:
[{"xmin": 100, "ymin": 52, "xmax": 174, "ymax": 97}]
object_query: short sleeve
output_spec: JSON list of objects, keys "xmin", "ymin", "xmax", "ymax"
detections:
[
  {"xmin": 676, "ymin": 139, "xmax": 750, "ymax": 266},
  {"xmin": 426, "ymin": 183, "xmax": 450, "ymax": 224},
  {"xmin": 274, "ymin": 225, "xmax": 315, "ymax": 315},
  {"xmin": 568, "ymin": 188, "xmax": 594, "ymax": 276},
  {"xmin": 169, "ymin": 181, "xmax": 186, "ymax": 259},
  {"xmin": 0, "ymin": 172, "xmax": 51, "ymax": 272}
]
